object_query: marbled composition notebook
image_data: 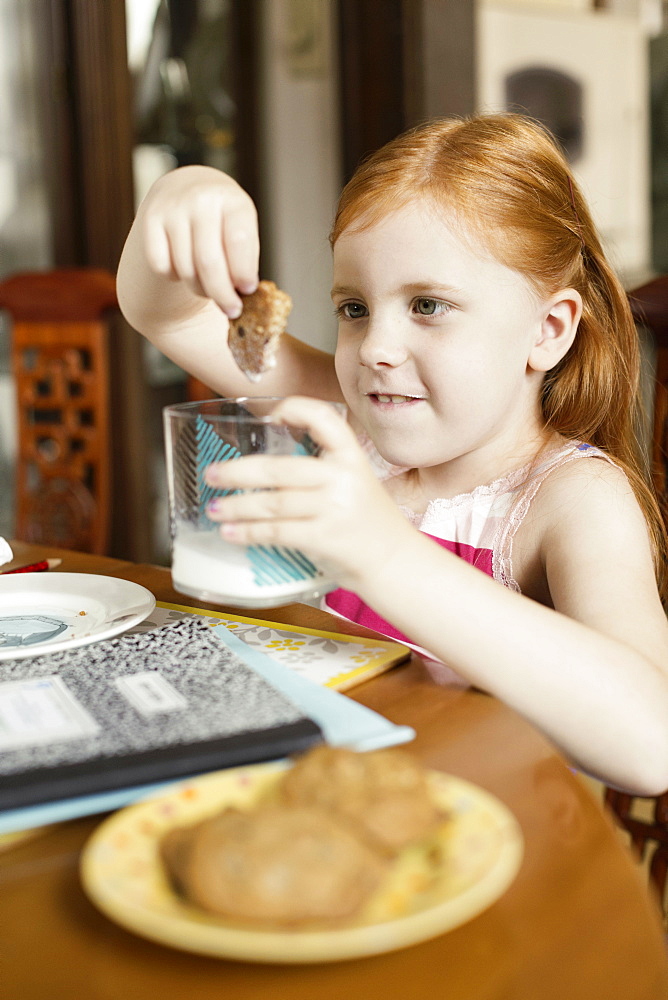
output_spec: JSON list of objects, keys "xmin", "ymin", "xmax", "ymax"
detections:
[{"xmin": 0, "ymin": 618, "xmax": 322, "ymax": 811}]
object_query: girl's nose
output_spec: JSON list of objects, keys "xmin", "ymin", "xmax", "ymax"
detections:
[{"xmin": 358, "ymin": 319, "xmax": 409, "ymax": 368}]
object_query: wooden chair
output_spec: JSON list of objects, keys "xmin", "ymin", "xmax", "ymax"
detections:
[
  {"xmin": 629, "ymin": 275, "xmax": 668, "ymax": 501},
  {"xmin": 0, "ymin": 269, "xmax": 117, "ymax": 554},
  {"xmin": 604, "ymin": 275, "xmax": 668, "ymax": 921}
]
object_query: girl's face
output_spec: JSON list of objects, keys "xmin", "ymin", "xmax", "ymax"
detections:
[{"xmin": 332, "ymin": 197, "xmax": 552, "ymax": 495}]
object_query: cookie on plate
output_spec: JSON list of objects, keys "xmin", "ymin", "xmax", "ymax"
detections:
[
  {"xmin": 165, "ymin": 803, "xmax": 386, "ymax": 923},
  {"xmin": 280, "ymin": 746, "xmax": 443, "ymax": 855}
]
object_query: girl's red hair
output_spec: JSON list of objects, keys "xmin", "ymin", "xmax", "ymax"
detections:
[{"xmin": 331, "ymin": 114, "xmax": 668, "ymax": 599}]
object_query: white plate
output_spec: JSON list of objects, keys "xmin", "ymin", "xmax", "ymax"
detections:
[{"xmin": 0, "ymin": 574, "xmax": 156, "ymax": 660}]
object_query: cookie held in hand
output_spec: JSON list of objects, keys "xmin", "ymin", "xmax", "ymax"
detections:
[{"xmin": 228, "ymin": 279, "xmax": 292, "ymax": 382}]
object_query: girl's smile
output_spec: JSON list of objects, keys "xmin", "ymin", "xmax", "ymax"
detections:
[{"xmin": 367, "ymin": 393, "xmax": 425, "ymax": 406}]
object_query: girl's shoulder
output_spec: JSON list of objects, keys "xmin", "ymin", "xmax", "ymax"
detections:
[
  {"xmin": 528, "ymin": 439, "xmax": 644, "ymax": 541},
  {"xmin": 513, "ymin": 439, "xmax": 650, "ymax": 605},
  {"xmin": 533, "ymin": 440, "xmax": 632, "ymax": 500}
]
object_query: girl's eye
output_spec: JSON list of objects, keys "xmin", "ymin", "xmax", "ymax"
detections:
[
  {"xmin": 335, "ymin": 301, "xmax": 367, "ymax": 320},
  {"xmin": 413, "ymin": 297, "xmax": 450, "ymax": 316}
]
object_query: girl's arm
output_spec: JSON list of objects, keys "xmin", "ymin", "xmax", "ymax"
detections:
[
  {"xmin": 362, "ymin": 470, "xmax": 668, "ymax": 796},
  {"xmin": 116, "ymin": 165, "xmax": 341, "ymax": 401},
  {"xmin": 205, "ymin": 397, "xmax": 668, "ymax": 796}
]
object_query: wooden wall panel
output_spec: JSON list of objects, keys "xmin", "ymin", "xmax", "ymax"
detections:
[
  {"xmin": 336, "ymin": 0, "xmax": 476, "ymax": 183},
  {"xmin": 36, "ymin": 1, "xmax": 151, "ymax": 560}
]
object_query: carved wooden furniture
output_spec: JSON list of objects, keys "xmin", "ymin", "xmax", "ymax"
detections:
[
  {"xmin": 603, "ymin": 275, "xmax": 668, "ymax": 920},
  {"xmin": 604, "ymin": 787, "xmax": 668, "ymax": 916},
  {"xmin": 0, "ymin": 269, "xmax": 117, "ymax": 554}
]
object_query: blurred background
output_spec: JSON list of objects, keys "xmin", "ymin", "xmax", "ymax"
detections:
[{"xmin": 0, "ymin": 0, "xmax": 666, "ymax": 563}]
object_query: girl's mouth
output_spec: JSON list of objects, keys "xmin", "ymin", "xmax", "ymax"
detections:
[{"xmin": 369, "ymin": 393, "xmax": 423, "ymax": 404}]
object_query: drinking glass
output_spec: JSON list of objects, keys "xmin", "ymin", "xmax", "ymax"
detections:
[{"xmin": 163, "ymin": 397, "xmax": 339, "ymax": 608}]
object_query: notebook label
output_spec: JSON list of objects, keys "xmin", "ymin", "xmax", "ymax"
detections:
[
  {"xmin": 0, "ymin": 675, "xmax": 100, "ymax": 749},
  {"xmin": 113, "ymin": 672, "xmax": 188, "ymax": 716}
]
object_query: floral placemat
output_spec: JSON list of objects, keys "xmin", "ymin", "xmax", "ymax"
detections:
[{"xmin": 129, "ymin": 602, "xmax": 410, "ymax": 691}]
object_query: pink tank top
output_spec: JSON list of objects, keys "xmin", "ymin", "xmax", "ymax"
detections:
[{"xmin": 324, "ymin": 439, "xmax": 614, "ymax": 662}]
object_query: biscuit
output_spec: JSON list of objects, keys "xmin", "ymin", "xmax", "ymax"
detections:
[
  {"xmin": 160, "ymin": 747, "xmax": 446, "ymax": 926},
  {"xmin": 280, "ymin": 746, "xmax": 443, "ymax": 855},
  {"xmin": 160, "ymin": 820, "xmax": 205, "ymax": 896},
  {"xmin": 228, "ymin": 279, "xmax": 292, "ymax": 382},
  {"xmin": 176, "ymin": 804, "xmax": 386, "ymax": 923}
]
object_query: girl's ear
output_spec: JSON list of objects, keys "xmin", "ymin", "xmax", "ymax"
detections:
[{"xmin": 528, "ymin": 288, "xmax": 582, "ymax": 373}]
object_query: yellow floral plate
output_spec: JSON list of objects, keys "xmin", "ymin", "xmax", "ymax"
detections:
[{"xmin": 80, "ymin": 762, "xmax": 523, "ymax": 964}]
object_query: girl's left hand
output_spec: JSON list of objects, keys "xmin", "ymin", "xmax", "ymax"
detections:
[{"xmin": 203, "ymin": 396, "xmax": 414, "ymax": 591}]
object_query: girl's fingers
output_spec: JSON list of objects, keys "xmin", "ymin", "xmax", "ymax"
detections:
[
  {"xmin": 205, "ymin": 454, "xmax": 325, "ymax": 491},
  {"xmin": 144, "ymin": 213, "xmax": 174, "ymax": 277},
  {"xmin": 222, "ymin": 202, "xmax": 260, "ymax": 296},
  {"xmin": 141, "ymin": 175, "xmax": 259, "ymax": 314},
  {"xmin": 206, "ymin": 486, "xmax": 318, "ymax": 524},
  {"xmin": 270, "ymin": 397, "xmax": 352, "ymax": 454},
  {"xmin": 161, "ymin": 216, "xmax": 204, "ymax": 297},
  {"xmin": 202, "ymin": 398, "xmax": 362, "ymax": 560},
  {"xmin": 191, "ymin": 208, "xmax": 241, "ymax": 316},
  {"xmin": 218, "ymin": 518, "xmax": 313, "ymax": 549}
]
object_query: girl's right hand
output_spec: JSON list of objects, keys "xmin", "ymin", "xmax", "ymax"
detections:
[{"xmin": 138, "ymin": 165, "xmax": 260, "ymax": 319}]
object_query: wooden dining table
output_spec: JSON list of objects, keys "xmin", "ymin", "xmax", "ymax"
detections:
[{"xmin": 1, "ymin": 539, "xmax": 667, "ymax": 1000}]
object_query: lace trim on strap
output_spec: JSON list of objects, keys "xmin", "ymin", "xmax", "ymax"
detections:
[
  {"xmin": 400, "ymin": 462, "xmax": 538, "ymax": 522},
  {"xmin": 493, "ymin": 442, "xmax": 617, "ymax": 592},
  {"xmin": 398, "ymin": 469, "xmax": 531, "ymax": 526}
]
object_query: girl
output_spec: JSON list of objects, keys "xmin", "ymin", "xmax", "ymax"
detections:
[{"xmin": 117, "ymin": 113, "xmax": 668, "ymax": 795}]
